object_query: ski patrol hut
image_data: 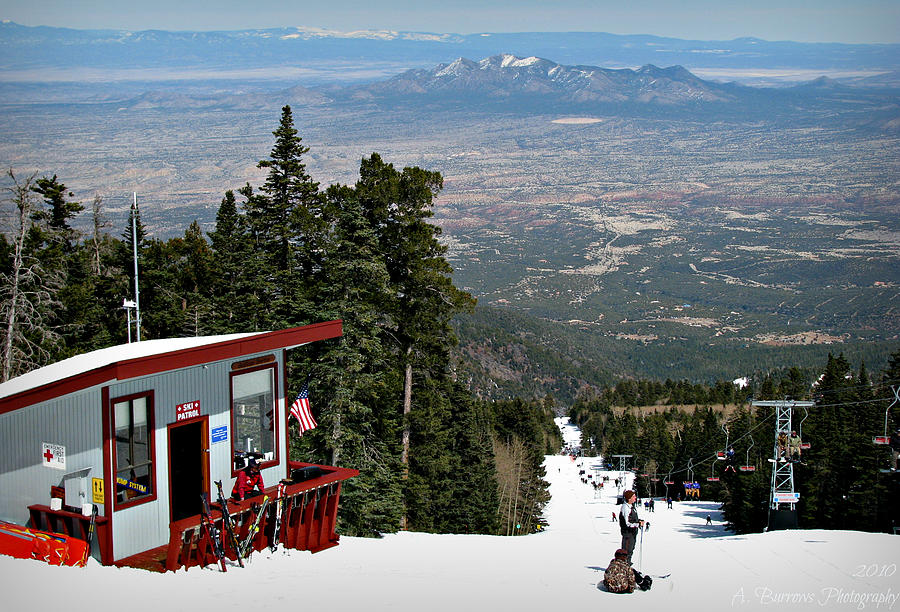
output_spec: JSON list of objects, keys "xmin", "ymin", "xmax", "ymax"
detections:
[{"xmin": 0, "ymin": 321, "xmax": 358, "ymax": 570}]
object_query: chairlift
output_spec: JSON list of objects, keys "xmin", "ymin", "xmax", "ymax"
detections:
[
  {"xmin": 873, "ymin": 385, "xmax": 899, "ymax": 446},
  {"xmin": 797, "ymin": 406, "xmax": 811, "ymax": 450},
  {"xmin": 662, "ymin": 462, "xmax": 675, "ymax": 489},
  {"xmin": 716, "ymin": 424, "xmax": 730, "ymax": 460},
  {"xmin": 739, "ymin": 435, "xmax": 756, "ymax": 472},
  {"xmin": 707, "ymin": 461, "xmax": 720, "ymax": 482}
]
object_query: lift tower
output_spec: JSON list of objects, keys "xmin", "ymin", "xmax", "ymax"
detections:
[{"xmin": 752, "ymin": 399, "xmax": 814, "ymax": 530}]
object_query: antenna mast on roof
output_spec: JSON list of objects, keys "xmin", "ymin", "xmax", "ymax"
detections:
[{"xmin": 132, "ymin": 193, "xmax": 142, "ymax": 342}]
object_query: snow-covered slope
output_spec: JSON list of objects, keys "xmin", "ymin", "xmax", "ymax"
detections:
[{"xmin": 2, "ymin": 417, "xmax": 896, "ymax": 611}]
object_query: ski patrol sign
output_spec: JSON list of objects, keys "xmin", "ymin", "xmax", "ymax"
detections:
[{"xmin": 176, "ymin": 400, "xmax": 201, "ymax": 422}]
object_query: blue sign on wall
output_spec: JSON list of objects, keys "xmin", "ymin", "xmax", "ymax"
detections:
[{"xmin": 211, "ymin": 425, "xmax": 228, "ymax": 444}]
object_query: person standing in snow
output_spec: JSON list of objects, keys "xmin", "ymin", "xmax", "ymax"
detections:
[
  {"xmin": 619, "ymin": 489, "xmax": 644, "ymax": 565},
  {"xmin": 604, "ymin": 548, "xmax": 637, "ymax": 593}
]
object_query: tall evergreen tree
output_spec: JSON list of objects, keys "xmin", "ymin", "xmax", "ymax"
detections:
[
  {"xmin": 290, "ymin": 183, "xmax": 404, "ymax": 535},
  {"xmin": 355, "ymin": 153, "xmax": 476, "ymax": 526},
  {"xmin": 207, "ymin": 190, "xmax": 261, "ymax": 333},
  {"xmin": 244, "ymin": 105, "xmax": 322, "ymax": 327}
]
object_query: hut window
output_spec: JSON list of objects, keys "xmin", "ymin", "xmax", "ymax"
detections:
[
  {"xmin": 231, "ymin": 366, "xmax": 276, "ymax": 470},
  {"xmin": 113, "ymin": 394, "xmax": 155, "ymax": 506}
]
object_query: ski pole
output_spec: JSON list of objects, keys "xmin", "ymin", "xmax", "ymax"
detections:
[{"xmin": 639, "ymin": 524, "xmax": 644, "ymax": 572}]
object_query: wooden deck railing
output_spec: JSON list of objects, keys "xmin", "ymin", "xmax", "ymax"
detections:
[
  {"xmin": 28, "ymin": 504, "xmax": 112, "ymax": 565},
  {"xmin": 165, "ymin": 462, "xmax": 358, "ymax": 571}
]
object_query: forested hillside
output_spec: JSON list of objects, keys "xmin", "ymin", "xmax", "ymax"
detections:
[
  {"xmin": 0, "ymin": 106, "xmax": 559, "ymax": 537},
  {"xmin": 569, "ymin": 351, "xmax": 900, "ymax": 534}
]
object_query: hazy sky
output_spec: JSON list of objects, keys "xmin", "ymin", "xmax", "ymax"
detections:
[{"xmin": 3, "ymin": 0, "xmax": 899, "ymax": 44}]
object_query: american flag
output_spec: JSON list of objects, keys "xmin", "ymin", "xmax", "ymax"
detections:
[{"xmin": 289, "ymin": 382, "xmax": 317, "ymax": 435}]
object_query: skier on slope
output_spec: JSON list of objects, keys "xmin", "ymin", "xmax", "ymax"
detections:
[{"xmin": 619, "ymin": 489, "xmax": 644, "ymax": 566}]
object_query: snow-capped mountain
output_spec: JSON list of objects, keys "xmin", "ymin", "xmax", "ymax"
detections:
[{"xmin": 352, "ymin": 54, "xmax": 735, "ymax": 106}]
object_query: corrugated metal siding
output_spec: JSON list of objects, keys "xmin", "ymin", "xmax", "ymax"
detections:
[
  {"xmin": 0, "ymin": 348, "xmax": 289, "ymax": 563},
  {"xmin": 108, "ymin": 351, "xmax": 286, "ymax": 560},
  {"xmin": 0, "ymin": 386, "xmax": 104, "ymax": 525}
]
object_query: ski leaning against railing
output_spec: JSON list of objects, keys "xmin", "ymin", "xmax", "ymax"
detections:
[
  {"xmin": 82, "ymin": 504, "xmax": 97, "ymax": 566},
  {"xmin": 238, "ymin": 495, "xmax": 270, "ymax": 560},
  {"xmin": 214, "ymin": 480, "xmax": 243, "ymax": 568},
  {"xmin": 269, "ymin": 481, "xmax": 287, "ymax": 552},
  {"xmin": 199, "ymin": 492, "xmax": 227, "ymax": 572}
]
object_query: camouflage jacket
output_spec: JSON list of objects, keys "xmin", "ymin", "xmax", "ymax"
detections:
[{"xmin": 604, "ymin": 558, "xmax": 636, "ymax": 593}]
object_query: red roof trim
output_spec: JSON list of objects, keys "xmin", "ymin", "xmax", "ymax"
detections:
[{"xmin": 0, "ymin": 321, "xmax": 342, "ymax": 416}]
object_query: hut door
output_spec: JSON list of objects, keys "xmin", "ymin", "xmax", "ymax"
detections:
[{"xmin": 168, "ymin": 418, "xmax": 209, "ymax": 522}]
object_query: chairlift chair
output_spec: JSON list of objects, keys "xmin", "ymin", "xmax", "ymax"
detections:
[
  {"xmin": 873, "ymin": 385, "xmax": 899, "ymax": 446},
  {"xmin": 797, "ymin": 406, "xmax": 811, "ymax": 450},
  {"xmin": 707, "ymin": 461, "xmax": 720, "ymax": 482},
  {"xmin": 739, "ymin": 435, "xmax": 756, "ymax": 472},
  {"xmin": 716, "ymin": 423, "xmax": 731, "ymax": 460}
]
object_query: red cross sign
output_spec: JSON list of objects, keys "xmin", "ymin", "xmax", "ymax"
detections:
[{"xmin": 42, "ymin": 442, "xmax": 66, "ymax": 470}]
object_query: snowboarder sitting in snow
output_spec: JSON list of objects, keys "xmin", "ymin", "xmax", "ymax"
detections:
[
  {"xmin": 232, "ymin": 458, "xmax": 265, "ymax": 501},
  {"xmin": 604, "ymin": 549, "xmax": 637, "ymax": 593}
]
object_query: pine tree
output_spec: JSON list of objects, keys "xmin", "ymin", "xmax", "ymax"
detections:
[
  {"xmin": 355, "ymin": 153, "xmax": 476, "ymax": 527},
  {"xmin": 244, "ymin": 105, "xmax": 322, "ymax": 328},
  {"xmin": 288, "ymin": 182, "xmax": 405, "ymax": 536},
  {"xmin": 801, "ymin": 353, "xmax": 857, "ymax": 528}
]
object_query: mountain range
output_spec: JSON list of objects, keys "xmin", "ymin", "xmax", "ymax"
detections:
[
  {"xmin": 353, "ymin": 55, "xmax": 734, "ymax": 105},
  {"xmin": 86, "ymin": 52, "xmax": 897, "ymax": 127},
  {"xmin": 3, "ymin": 20, "xmax": 899, "ymax": 84}
]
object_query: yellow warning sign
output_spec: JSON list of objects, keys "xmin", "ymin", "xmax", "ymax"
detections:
[{"xmin": 92, "ymin": 478, "xmax": 104, "ymax": 504}]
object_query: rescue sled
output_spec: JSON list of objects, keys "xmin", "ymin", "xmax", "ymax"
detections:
[{"xmin": 0, "ymin": 520, "xmax": 89, "ymax": 567}]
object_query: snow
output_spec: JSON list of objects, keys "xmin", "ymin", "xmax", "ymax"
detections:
[
  {"xmin": 500, "ymin": 54, "xmax": 541, "ymax": 68},
  {"xmin": 0, "ymin": 332, "xmax": 258, "ymax": 399},
  {"xmin": 2, "ymin": 417, "xmax": 897, "ymax": 611},
  {"xmin": 0, "ymin": 334, "xmax": 256, "ymax": 399}
]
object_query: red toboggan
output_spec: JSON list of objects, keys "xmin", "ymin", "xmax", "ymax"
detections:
[{"xmin": 0, "ymin": 520, "xmax": 89, "ymax": 567}]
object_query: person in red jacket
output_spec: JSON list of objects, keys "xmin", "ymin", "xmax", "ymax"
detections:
[{"xmin": 232, "ymin": 458, "xmax": 265, "ymax": 501}]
